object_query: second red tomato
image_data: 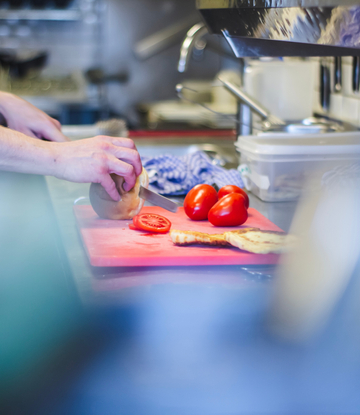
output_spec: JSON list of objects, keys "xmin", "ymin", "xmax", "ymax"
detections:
[
  {"xmin": 218, "ymin": 185, "xmax": 249, "ymax": 209},
  {"xmin": 184, "ymin": 184, "xmax": 218, "ymax": 221},
  {"xmin": 208, "ymin": 193, "xmax": 248, "ymax": 227}
]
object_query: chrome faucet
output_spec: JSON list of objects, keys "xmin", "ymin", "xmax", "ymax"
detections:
[
  {"xmin": 177, "ymin": 22, "xmax": 208, "ymax": 73},
  {"xmin": 177, "ymin": 22, "xmax": 252, "ymax": 136}
]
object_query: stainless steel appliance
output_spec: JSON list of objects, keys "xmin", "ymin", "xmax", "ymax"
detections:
[
  {"xmin": 193, "ymin": 1, "xmax": 360, "ymax": 353},
  {"xmin": 179, "ymin": 1, "xmax": 360, "ymax": 135},
  {"xmin": 196, "ymin": 0, "xmax": 360, "ymax": 57}
]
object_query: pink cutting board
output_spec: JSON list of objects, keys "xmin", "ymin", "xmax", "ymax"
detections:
[{"xmin": 73, "ymin": 205, "xmax": 283, "ymax": 267}]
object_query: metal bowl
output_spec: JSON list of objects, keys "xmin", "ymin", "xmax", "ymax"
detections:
[{"xmin": 262, "ymin": 117, "xmax": 359, "ymax": 135}]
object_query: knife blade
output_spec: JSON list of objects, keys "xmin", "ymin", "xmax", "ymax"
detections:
[{"xmin": 139, "ymin": 186, "xmax": 179, "ymax": 213}]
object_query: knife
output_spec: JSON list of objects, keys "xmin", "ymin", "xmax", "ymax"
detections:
[{"xmin": 139, "ymin": 186, "xmax": 179, "ymax": 213}]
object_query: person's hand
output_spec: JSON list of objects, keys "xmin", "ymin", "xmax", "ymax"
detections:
[
  {"xmin": 51, "ymin": 135, "xmax": 142, "ymax": 201},
  {"xmin": 0, "ymin": 92, "xmax": 68, "ymax": 142}
]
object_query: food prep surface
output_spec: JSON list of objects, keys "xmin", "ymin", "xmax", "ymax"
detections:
[
  {"xmin": 45, "ymin": 134, "xmax": 298, "ymax": 306},
  {"xmin": 74, "ymin": 205, "xmax": 282, "ymax": 267},
  {"xmin": 8, "ymin": 135, "xmax": 353, "ymax": 415}
]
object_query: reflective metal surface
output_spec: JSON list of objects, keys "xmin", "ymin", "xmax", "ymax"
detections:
[
  {"xmin": 218, "ymin": 76, "xmax": 286, "ymax": 126},
  {"xmin": 178, "ymin": 22, "xmax": 208, "ymax": 72},
  {"xmin": 139, "ymin": 186, "xmax": 179, "ymax": 213},
  {"xmin": 176, "ymin": 79, "xmax": 358, "ymax": 134},
  {"xmin": 197, "ymin": 0, "xmax": 360, "ymax": 56},
  {"xmin": 197, "ymin": 0, "xmax": 360, "ymax": 8},
  {"xmin": 135, "ymin": 15, "xmax": 199, "ymax": 60},
  {"xmin": 0, "ymin": 9, "xmax": 81, "ymax": 21},
  {"xmin": 262, "ymin": 117, "xmax": 359, "ymax": 134}
]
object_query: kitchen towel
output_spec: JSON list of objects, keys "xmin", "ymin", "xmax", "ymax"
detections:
[{"xmin": 141, "ymin": 151, "xmax": 244, "ymax": 196}]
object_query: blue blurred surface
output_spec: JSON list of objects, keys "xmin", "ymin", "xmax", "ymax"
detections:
[{"xmin": 2, "ymin": 170, "xmax": 360, "ymax": 415}]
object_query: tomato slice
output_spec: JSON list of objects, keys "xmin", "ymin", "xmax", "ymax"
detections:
[
  {"xmin": 128, "ymin": 223, "xmax": 138, "ymax": 230},
  {"xmin": 133, "ymin": 214, "xmax": 171, "ymax": 233}
]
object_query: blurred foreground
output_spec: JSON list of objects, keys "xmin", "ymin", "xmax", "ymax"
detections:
[{"xmin": 2, "ymin": 164, "xmax": 360, "ymax": 414}]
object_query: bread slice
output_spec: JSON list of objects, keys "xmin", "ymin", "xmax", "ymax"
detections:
[
  {"xmin": 170, "ymin": 229, "xmax": 230, "ymax": 246},
  {"xmin": 224, "ymin": 228, "xmax": 296, "ymax": 254}
]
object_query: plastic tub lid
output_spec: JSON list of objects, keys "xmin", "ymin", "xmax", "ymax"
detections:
[{"xmin": 236, "ymin": 131, "xmax": 360, "ymax": 156}]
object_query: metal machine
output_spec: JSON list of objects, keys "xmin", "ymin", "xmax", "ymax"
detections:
[
  {"xmin": 196, "ymin": 0, "xmax": 360, "ymax": 57},
  {"xmin": 191, "ymin": 1, "xmax": 360, "ymax": 347},
  {"xmin": 177, "ymin": 1, "xmax": 360, "ymax": 135}
]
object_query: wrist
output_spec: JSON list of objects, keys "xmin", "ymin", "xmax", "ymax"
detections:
[
  {"xmin": 46, "ymin": 141, "xmax": 64, "ymax": 179},
  {"xmin": 0, "ymin": 127, "xmax": 60, "ymax": 176},
  {"xmin": 31, "ymin": 139, "xmax": 66, "ymax": 178}
]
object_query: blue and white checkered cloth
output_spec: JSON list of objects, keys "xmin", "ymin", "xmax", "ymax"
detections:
[{"xmin": 141, "ymin": 151, "xmax": 244, "ymax": 196}]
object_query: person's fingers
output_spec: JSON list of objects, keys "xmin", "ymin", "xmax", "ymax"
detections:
[
  {"xmin": 93, "ymin": 136, "xmax": 142, "ymax": 176},
  {"xmin": 111, "ymin": 145, "xmax": 142, "ymax": 176},
  {"xmin": 111, "ymin": 137, "xmax": 137, "ymax": 150},
  {"xmin": 107, "ymin": 156, "xmax": 137, "ymax": 192},
  {"xmin": 122, "ymin": 181, "xmax": 135, "ymax": 192},
  {"xmin": 49, "ymin": 117, "xmax": 62, "ymax": 130},
  {"xmin": 99, "ymin": 174, "xmax": 121, "ymax": 201},
  {"xmin": 18, "ymin": 127, "xmax": 38, "ymax": 139},
  {"xmin": 41, "ymin": 125, "xmax": 69, "ymax": 142}
]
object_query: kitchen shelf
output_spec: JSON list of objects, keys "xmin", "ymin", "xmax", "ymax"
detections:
[{"xmin": 0, "ymin": 9, "xmax": 81, "ymax": 21}]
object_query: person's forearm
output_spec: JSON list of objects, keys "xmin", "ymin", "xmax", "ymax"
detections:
[
  {"xmin": 0, "ymin": 91, "xmax": 10, "ymax": 105},
  {"xmin": 0, "ymin": 91, "xmax": 21, "ymax": 124},
  {"xmin": 0, "ymin": 126, "xmax": 57, "ymax": 176},
  {"xmin": 0, "ymin": 91, "xmax": 13, "ymax": 111},
  {"xmin": 0, "ymin": 127, "xmax": 142, "ymax": 200},
  {"xmin": 0, "ymin": 92, "xmax": 68, "ymax": 142}
]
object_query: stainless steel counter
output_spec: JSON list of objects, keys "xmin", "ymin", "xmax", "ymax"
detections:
[
  {"xmin": 43, "ymin": 167, "xmax": 360, "ymax": 415},
  {"xmin": 45, "ymin": 135, "xmax": 298, "ymax": 307},
  {"xmin": 5, "ymin": 137, "xmax": 360, "ymax": 414}
]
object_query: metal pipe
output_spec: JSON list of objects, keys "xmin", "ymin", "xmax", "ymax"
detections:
[
  {"xmin": 320, "ymin": 61, "xmax": 331, "ymax": 111},
  {"xmin": 178, "ymin": 23, "xmax": 208, "ymax": 73},
  {"xmin": 353, "ymin": 56, "xmax": 360, "ymax": 93},
  {"xmin": 134, "ymin": 15, "xmax": 198, "ymax": 60},
  {"xmin": 218, "ymin": 77, "xmax": 286, "ymax": 126},
  {"xmin": 334, "ymin": 56, "xmax": 342, "ymax": 93}
]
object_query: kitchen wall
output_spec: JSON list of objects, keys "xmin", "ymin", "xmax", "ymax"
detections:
[
  {"xmin": 0, "ymin": 2, "xmax": 98, "ymax": 77},
  {"xmin": 313, "ymin": 57, "xmax": 360, "ymax": 128},
  {"xmin": 101, "ymin": 0, "xmax": 225, "ymax": 125},
  {"xmin": 0, "ymin": 0, "xmax": 225, "ymax": 125},
  {"xmin": 0, "ymin": 0, "xmax": 107, "ymax": 118},
  {"xmin": 243, "ymin": 57, "xmax": 360, "ymax": 129},
  {"xmin": 3, "ymin": 1, "xmax": 359, "ymax": 128}
]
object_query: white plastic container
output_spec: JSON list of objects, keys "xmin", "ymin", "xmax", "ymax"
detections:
[{"xmin": 236, "ymin": 132, "xmax": 360, "ymax": 202}]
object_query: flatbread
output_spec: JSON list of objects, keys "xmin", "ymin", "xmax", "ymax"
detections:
[
  {"xmin": 224, "ymin": 228, "xmax": 296, "ymax": 254},
  {"xmin": 170, "ymin": 227, "xmax": 296, "ymax": 254},
  {"xmin": 170, "ymin": 230, "xmax": 230, "ymax": 246}
]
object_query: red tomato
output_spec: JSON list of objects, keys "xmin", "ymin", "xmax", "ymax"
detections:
[
  {"xmin": 218, "ymin": 185, "xmax": 249, "ymax": 209},
  {"xmin": 184, "ymin": 184, "xmax": 218, "ymax": 221},
  {"xmin": 128, "ymin": 223, "xmax": 138, "ymax": 230},
  {"xmin": 208, "ymin": 193, "xmax": 248, "ymax": 227},
  {"xmin": 132, "ymin": 214, "xmax": 171, "ymax": 233}
]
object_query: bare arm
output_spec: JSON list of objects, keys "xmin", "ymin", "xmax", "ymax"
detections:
[
  {"xmin": 0, "ymin": 127, "xmax": 142, "ymax": 200},
  {"xmin": 0, "ymin": 92, "xmax": 68, "ymax": 142}
]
